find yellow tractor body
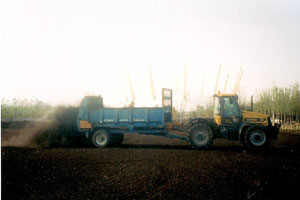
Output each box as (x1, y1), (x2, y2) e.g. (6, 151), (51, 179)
(187, 92), (280, 150)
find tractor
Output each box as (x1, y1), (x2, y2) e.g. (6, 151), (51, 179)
(186, 91), (281, 150)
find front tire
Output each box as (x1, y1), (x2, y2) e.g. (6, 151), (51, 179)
(188, 123), (214, 149)
(243, 126), (270, 150)
(92, 130), (111, 148)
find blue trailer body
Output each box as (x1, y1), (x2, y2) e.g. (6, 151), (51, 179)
(78, 106), (166, 133)
(76, 89), (185, 147)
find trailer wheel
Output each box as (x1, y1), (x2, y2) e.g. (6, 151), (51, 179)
(188, 123), (214, 149)
(92, 130), (111, 148)
(243, 126), (270, 150)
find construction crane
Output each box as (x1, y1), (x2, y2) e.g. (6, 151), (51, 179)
(126, 69), (135, 108)
(214, 64), (222, 94)
(149, 65), (156, 101)
(184, 62), (187, 101)
(201, 76), (205, 96)
(233, 67), (244, 94)
(223, 74), (229, 93)
(179, 63), (188, 123)
(121, 67), (130, 106)
(122, 82), (129, 104)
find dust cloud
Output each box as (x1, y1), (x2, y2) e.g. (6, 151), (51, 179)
(1, 106), (84, 148)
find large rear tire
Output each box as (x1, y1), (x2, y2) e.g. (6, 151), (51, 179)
(243, 125), (270, 150)
(92, 130), (112, 148)
(188, 123), (214, 149)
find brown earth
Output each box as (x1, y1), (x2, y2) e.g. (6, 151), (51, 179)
(1, 128), (300, 200)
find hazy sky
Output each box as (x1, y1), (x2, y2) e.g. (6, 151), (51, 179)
(1, 0), (300, 108)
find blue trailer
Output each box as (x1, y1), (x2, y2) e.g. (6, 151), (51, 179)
(77, 88), (186, 147)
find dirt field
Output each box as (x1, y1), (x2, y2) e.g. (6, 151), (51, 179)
(2, 128), (300, 200)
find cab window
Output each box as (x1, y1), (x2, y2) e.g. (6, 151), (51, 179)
(214, 97), (221, 115)
(223, 97), (239, 117)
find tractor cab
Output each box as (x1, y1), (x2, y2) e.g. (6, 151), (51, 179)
(213, 92), (242, 126)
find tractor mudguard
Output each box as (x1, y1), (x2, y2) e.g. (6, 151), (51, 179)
(268, 123), (281, 140)
(188, 118), (214, 127)
(238, 121), (250, 141)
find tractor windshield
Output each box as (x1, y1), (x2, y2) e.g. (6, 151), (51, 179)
(223, 97), (240, 117)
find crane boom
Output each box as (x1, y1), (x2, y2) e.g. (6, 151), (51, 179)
(149, 65), (156, 101)
(233, 68), (244, 94)
(223, 74), (229, 93)
(201, 76), (205, 96)
(126, 69), (135, 107)
(214, 64), (222, 94)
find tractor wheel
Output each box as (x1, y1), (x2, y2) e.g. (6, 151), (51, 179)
(243, 126), (270, 150)
(111, 133), (124, 146)
(188, 123), (214, 149)
(92, 130), (112, 148)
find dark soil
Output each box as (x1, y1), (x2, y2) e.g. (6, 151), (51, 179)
(2, 130), (300, 200)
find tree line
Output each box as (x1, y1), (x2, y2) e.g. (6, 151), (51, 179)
(1, 98), (52, 121)
(254, 83), (300, 123)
